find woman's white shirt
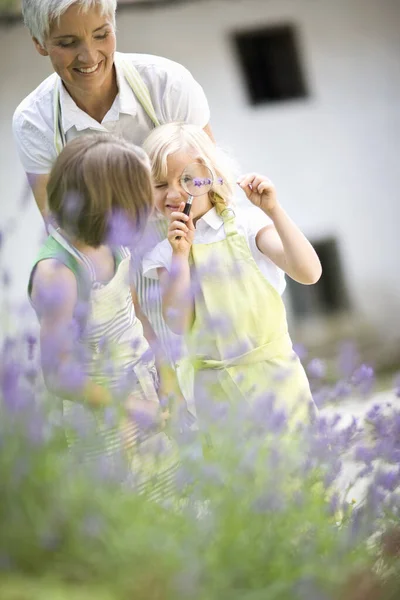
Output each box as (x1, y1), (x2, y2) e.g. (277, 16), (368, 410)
(143, 205), (286, 295)
(12, 52), (210, 174)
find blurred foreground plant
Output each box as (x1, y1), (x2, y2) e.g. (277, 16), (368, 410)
(0, 334), (400, 600)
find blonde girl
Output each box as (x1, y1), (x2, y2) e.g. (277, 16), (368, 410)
(29, 133), (178, 496)
(142, 122), (321, 426)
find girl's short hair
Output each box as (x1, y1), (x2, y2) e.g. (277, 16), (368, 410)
(47, 134), (154, 248)
(22, 0), (116, 45)
(142, 123), (235, 214)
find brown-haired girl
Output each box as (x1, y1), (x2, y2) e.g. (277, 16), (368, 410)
(28, 133), (178, 497)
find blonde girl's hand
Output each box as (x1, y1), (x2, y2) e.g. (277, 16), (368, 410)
(237, 173), (278, 215)
(167, 202), (195, 255)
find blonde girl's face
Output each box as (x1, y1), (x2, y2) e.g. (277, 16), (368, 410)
(153, 152), (213, 222)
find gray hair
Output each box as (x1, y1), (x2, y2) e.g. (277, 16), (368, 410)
(22, 0), (117, 45)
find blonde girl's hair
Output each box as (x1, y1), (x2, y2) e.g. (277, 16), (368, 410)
(142, 122), (235, 216)
(47, 133), (154, 247)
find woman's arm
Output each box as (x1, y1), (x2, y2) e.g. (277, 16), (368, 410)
(31, 260), (112, 408)
(238, 174), (322, 285)
(159, 258), (194, 336)
(26, 173), (50, 221)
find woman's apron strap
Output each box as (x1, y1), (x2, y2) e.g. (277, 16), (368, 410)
(120, 58), (161, 127)
(220, 207), (238, 238)
(53, 58), (160, 154)
(53, 78), (66, 155)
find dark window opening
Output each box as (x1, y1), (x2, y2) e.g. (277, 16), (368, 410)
(286, 237), (350, 319)
(232, 24), (309, 105)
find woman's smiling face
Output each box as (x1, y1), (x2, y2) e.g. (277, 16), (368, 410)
(34, 3), (116, 97)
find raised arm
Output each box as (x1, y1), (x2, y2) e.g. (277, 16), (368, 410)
(31, 260), (112, 408)
(159, 202), (195, 335)
(238, 173), (322, 285)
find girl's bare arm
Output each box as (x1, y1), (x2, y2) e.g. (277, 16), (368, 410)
(31, 260), (112, 408)
(238, 173), (322, 285)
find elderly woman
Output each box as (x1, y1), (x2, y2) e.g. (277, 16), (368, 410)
(13, 0), (210, 399)
(13, 0), (213, 216)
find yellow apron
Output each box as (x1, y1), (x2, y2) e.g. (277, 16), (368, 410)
(189, 209), (316, 426)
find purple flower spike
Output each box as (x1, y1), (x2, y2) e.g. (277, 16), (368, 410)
(306, 358), (326, 379)
(337, 341), (360, 378)
(333, 379), (352, 400)
(352, 363), (375, 395)
(293, 343), (308, 361)
(25, 333), (37, 360)
(193, 178), (203, 187)
(375, 469), (399, 492)
(106, 209), (141, 248)
(328, 492), (340, 516)
(354, 445), (376, 465)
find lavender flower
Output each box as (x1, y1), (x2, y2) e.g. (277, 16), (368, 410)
(306, 358), (327, 379)
(293, 343), (308, 361)
(1, 360), (32, 413)
(57, 360), (86, 394)
(374, 468), (400, 493)
(106, 209), (141, 248)
(25, 333), (37, 360)
(352, 364), (375, 395)
(337, 341), (360, 378)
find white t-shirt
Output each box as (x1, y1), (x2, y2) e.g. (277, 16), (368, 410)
(143, 205), (286, 295)
(12, 52), (210, 174)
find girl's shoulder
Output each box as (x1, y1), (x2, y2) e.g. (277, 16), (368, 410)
(28, 236), (90, 305)
(30, 257), (78, 321)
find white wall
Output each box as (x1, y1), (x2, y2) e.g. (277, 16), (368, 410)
(1, 0), (399, 334)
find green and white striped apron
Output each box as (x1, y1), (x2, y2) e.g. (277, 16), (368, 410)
(29, 229), (179, 501)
